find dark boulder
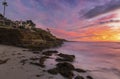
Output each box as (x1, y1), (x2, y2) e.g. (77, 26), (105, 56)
(0, 59), (9, 64)
(56, 62), (75, 78)
(86, 76), (93, 79)
(47, 68), (58, 75)
(20, 59), (28, 65)
(60, 70), (73, 79)
(58, 53), (75, 59)
(56, 62), (75, 70)
(29, 56), (49, 68)
(36, 75), (41, 77)
(39, 56), (49, 65)
(33, 51), (40, 54)
(30, 57), (39, 61)
(30, 62), (45, 68)
(56, 53), (75, 62)
(74, 68), (86, 73)
(42, 50), (58, 56)
(56, 58), (68, 62)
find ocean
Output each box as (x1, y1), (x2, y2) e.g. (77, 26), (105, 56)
(55, 42), (120, 79)
(0, 42), (120, 79)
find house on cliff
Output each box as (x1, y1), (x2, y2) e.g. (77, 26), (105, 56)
(0, 13), (15, 27)
(0, 14), (4, 25)
(0, 13), (36, 29)
(14, 20), (36, 29)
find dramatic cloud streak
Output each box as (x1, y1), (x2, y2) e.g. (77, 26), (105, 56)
(0, 0), (120, 41)
(83, 0), (120, 18)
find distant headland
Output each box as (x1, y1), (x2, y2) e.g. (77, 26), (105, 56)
(0, 13), (65, 50)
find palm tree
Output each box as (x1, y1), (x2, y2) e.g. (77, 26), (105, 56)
(2, 0), (8, 17)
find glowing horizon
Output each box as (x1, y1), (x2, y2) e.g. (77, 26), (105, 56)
(0, 0), (120, 42)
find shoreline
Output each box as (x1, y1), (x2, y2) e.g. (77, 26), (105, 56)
(0, 44), (61, 79)
(0, 27), (64, 51)
(0, 44), (93, 79)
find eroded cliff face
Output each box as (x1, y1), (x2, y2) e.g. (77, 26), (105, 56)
(0, 28), (64, 50)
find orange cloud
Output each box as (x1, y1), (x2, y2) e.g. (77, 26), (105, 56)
(50, 24), (120, 42)
(75, 26), (120, 42)
(49, 11), (120, 42)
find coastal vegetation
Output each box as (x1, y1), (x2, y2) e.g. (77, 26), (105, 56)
(0, 13), (64, 50)
(0, 12), (93, 79)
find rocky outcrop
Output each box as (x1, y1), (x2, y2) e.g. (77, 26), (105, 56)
(56, 62), (75, 78)
(42, 50), (58, 56)
(56, 53), (75, 62)
(47, 68), (58, 75)
(29, 50), (94, 79)
(0, 13), (64, 50)
(0, 28), (64, 50)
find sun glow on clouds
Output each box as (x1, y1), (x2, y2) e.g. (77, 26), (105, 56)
(74, 26), (120, 42)
(74, 9), (120, 42)
(1, 0), (120, 42)
(107, 9), (120, 41)
(108, 9), (120, 29)
(49, 9), (120, 42)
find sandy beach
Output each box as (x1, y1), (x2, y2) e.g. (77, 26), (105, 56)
(1, 42), (119, 79)
(0, 44), (93, 79)
(0, 45), (63, 79)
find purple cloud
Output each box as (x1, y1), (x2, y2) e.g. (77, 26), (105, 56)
(0, 0), (120, 41)
(83, 0), (120, 18)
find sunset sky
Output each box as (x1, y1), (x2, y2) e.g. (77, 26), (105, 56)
(0, 0), (120, 41)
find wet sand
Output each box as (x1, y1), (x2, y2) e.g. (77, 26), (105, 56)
(0, 44), (94, 79)
(0, 45), (65, 79)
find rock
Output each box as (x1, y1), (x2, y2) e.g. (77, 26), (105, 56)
(42, 50), (58, 56)
(56, 58), (67, 62)
(0, 27), (64, 50)
(17, 53), (22, 55)
(49, 50), (58, 53)
(30, 57), (39, 61)
(33, 51), (39, 54)
(48, 62), (75, 78)
(55, 58), (73, 62)
(30, 62), (45, 68)
(75, 76), (84, 79)
(74, 68), (86, 73)
(20, 59), (28, 65)
(86, 76), (93, 79)
(47, 68), (58, 75)
(30, 56), (49, 68)
(58, 53), (75, 58)
(60, 71), (73, 79)
(22, 50), (28, 51)
(39, 56), (49, 65)
(56, 53), (75, 62)
(36, 75), (41, 77)
(56, 62), (75, 78)
(56, 62), (75, 70)
(0, 59), (9, 64)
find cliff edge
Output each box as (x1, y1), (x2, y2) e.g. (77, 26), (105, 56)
(0, 27), (64, 50)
